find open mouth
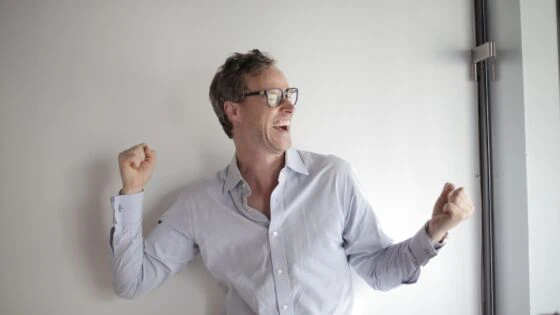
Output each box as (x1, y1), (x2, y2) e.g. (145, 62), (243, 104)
(273, 120), (291, 132)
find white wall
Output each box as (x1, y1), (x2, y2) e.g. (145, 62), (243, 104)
(0, 1), (480, 314)
(490, 0), (560, 314)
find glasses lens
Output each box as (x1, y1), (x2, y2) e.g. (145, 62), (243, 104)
(286, 88), (298, 106)
(266, 89), (282, 106)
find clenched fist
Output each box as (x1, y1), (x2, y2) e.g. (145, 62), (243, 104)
(428, 182), (475, 242)
(118, 143), (157, 195)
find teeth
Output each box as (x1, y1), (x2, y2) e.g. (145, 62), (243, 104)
(273, 120), (291, 127)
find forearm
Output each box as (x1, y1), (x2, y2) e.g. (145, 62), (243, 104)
(109, 191), (169, 299)
(109, 221), (146, 299)
(351, 224), (439, 291)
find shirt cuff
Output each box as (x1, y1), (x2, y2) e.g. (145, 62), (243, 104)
(424, 220), (448, 249)
(408, 223), (439, 267)
(110, 190), (144, 225)
(433, 238), (447, 250)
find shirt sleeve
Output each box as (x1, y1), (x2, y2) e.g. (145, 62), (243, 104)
(108, 190), (199, 299)
(341, 162), (443, 291)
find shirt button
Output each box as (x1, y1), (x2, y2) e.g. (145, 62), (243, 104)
(273, 231), (278, 237)
(283, 305), (288, 310)
(278, 269), (283, 274)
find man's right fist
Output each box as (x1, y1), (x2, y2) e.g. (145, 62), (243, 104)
(118, 143), (157, 195)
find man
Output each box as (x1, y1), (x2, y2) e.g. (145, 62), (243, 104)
(109, 49), (475, 314)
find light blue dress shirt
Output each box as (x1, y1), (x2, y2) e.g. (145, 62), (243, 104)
(108, 148), (443, 314)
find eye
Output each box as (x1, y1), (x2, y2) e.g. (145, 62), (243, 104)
(267, 89), (282, 105)
(267, 93), (280, 104)
(286, 89), (298, 104)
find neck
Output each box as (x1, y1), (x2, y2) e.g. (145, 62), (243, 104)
(235, 145), (286, 196)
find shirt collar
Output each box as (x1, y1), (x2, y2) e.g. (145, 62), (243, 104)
(285, 147), (309, 176)
(223, 155), (244, 193)
(222, 147), (309, 193)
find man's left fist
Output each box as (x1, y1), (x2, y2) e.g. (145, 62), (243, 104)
(428, 182), (475, 242)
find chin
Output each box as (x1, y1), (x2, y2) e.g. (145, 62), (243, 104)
(276, 140), (292, 152)
(265, 130), (292, 153)
(267, 140), (291, 154)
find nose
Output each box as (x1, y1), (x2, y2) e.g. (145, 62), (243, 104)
(278, 98), (295, 114)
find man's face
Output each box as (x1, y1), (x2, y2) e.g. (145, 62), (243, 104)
(234, 66), (295, 154)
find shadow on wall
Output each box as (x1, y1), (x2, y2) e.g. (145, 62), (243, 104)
(72, 156), (224, 313)
(61, 62), (231, 312)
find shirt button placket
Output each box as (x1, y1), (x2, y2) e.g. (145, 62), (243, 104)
(269, 188), (292, 314)
(269, 231), (292, 314)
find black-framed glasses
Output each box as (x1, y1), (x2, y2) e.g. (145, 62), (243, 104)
(242, 87), (298, 107)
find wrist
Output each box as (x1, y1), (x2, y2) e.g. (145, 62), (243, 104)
(120, 186), (143, 195)
(426, 220), (448, 244)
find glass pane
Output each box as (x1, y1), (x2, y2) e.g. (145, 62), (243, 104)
(267, 89), (282, 106)
(286, 88), (298, 105)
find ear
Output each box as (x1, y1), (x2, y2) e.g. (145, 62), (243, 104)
(224, 101), (241, 123)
